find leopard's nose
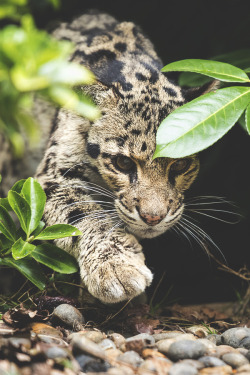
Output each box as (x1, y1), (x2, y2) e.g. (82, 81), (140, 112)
(139, 212), (165, 226)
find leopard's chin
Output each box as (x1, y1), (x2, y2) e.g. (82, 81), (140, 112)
(127, 225), (170, 239)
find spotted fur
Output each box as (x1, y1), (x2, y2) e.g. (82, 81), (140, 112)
(1, 11), (217, 303)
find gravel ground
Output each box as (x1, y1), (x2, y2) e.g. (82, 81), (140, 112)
(1, 303), (250, 374)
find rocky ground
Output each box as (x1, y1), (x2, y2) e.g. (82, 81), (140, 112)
(1, 299), (250, 375)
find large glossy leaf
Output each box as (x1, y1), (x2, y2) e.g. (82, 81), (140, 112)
(0, 233), (13, 251)
(179, 49), (250, 86)
(0, 205), (16, 241)
(154, 87), (250, 158)
(32, 243), (78, 273)
(35, 224), (82, 240)
(11, 238), (35, 260)
(162, 59), (250, 83)
(21, 178), (46, 235)
(245, 104), (250, 135)
(0, 257), (46, 290)
(8, 191), (31, 235)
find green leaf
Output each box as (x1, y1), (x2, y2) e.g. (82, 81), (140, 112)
(21, 178), (46, 235)
(245, 104), (250, 135)
(35, 224), (82, 240)
(245, 67), (250, 73)
(154, 87), (250, 158)
(8, 191), (31, 235)
(32, 243), (78, 273)
(162, 59), (250, 83)
(0, 257), (46, 290)
(238, 114), (248, 133)
(11, 237), (35, 260)
(0, 205), (16, 241)
(11, 179), (26, 193)
(0, 198), (11, 211)
(0, 233), (13, 251)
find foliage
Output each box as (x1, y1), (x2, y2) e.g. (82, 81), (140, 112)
(0, 175), (81, 290)
(154, 53), (250, 159)
(0, 0), (100, 156)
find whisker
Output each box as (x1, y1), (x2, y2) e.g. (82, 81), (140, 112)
(185, 209), (241, 225)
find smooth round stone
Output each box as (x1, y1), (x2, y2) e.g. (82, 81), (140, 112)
(199, 365), (233, 374)
(220, 327), (250, 348)
(222, 352), (249, 368)
(99, 339), (116, 350)
(117, 351), (143, 366)
(52, 304), (84, 328)
(139, 357), (172, 372)
(45, 347), (69, 359)
(179, 359), (204, 370)
(153, 331), (185, 342)
(187, 325), (209, 338)
(238, 347), (248, 356)
(199, 356), (226, 367)
(237, 363), (250, 373)
(169, 363), (198, 375)
(75, 353), (110, 373)
(167, 340), (207, 361)
(196, 339), (216, 355)
(126, 333), (155, 346)
(157, 334), (196, 354)
(215, 345), (237, 357)
(69, 330), (105, 344)
(109, 333), (126, 348)
(71, 335), (106, 359)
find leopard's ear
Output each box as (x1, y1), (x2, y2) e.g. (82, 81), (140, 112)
(183, 80), (221, 102)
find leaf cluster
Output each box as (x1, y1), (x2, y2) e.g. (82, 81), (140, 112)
(154, 52), (250, 158)
(0, 175), (81, 290)
(0, 0), (100, 156)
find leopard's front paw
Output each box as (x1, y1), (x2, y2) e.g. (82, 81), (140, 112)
(83, 256), (153, 303)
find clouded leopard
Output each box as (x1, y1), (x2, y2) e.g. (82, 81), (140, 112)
(0, 11), (218, 303)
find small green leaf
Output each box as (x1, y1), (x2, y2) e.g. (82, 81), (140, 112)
(0, 198), (11, 211)
(8, 191), (31, 235)
(11, 179), (26, 193)
(21, 178), (46, 235)
(11, 237), (35, 260)
(35, 224), (82, 240)
(32, 243), (78, 273)
(154, 87), (250, 158)
(0, 233), (13, 251)
(245, 67), (250, 73)
(162, 59), (250, 83)
(0, 205), (16, 241)
(0, 257), (46, 290)
(245, 104), (250, 135)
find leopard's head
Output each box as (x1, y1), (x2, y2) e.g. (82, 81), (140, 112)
(85, 68), (217, 239)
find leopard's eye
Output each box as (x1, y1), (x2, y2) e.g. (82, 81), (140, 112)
(114, 156), (135, 172)
(170, 159), (191, 174)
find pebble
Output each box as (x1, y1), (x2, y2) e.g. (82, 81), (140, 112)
(99, 339), (117, 350)
(237, 363), (250, 372)
(52, 304), (84, 328)
(108, 333), (126, 349)
(220, 327), (250, 349)
(206, 334), (221, 345)
(117, 350), (144, 366)
(214, 344), (237, 357)
(69, 330), (105, 344)
(199, 365), (233, 374)
(45, 346), (69, 359)
(179, 359), (204, 370)
(199, 355), (226, 367)
(126, 333), (155, 346)
(167, 339), (207, 361)
(75, 353), (110, 373)
(139, 357), (172, 373)
(153, 331), (185, 342)
(187, 325), (209, 338)
(169, 362), (198, 375)
(222, 352), (249, 368)
(156, 334), (196, 354)
(71, 335), (106, 359)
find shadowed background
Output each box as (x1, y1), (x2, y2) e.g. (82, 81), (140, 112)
(30, 0), (250, 304)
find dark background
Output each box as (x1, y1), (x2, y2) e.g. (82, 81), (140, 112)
(32, 0), (250, 304)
